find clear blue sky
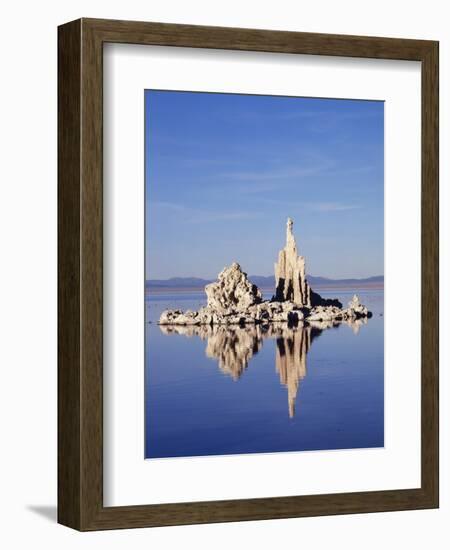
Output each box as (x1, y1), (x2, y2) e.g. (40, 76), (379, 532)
(145, 90), (384, 280)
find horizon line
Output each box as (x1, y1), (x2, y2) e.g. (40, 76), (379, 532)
(146, 274), (385, 282)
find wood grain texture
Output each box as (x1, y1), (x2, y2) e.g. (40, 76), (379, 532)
(58, 18), (439, 531)
(420, 41), (439, 505)
(57, 19), (82, 530)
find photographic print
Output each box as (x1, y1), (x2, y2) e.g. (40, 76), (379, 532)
(145, 90), (384, 460)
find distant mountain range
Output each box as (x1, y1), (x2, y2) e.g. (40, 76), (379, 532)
(146, 274), (384, 290)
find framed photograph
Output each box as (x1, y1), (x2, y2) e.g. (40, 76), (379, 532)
(58, 18), (439, 530)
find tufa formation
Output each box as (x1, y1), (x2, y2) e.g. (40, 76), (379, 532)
(159, 218), (371, 326)
(275, 217), (311, 306)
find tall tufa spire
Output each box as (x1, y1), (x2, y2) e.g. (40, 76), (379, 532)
(286, 217), (296, 251)
(274, 218), (311, 306)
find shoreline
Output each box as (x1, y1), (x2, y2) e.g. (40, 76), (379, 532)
(146, 284), (384, 295)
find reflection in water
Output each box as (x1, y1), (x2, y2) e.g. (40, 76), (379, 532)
(160, 324), (264, 380)
(159, 319), (366, 418)
(275, 325), (318, 418)
(345, 316), (368, 335)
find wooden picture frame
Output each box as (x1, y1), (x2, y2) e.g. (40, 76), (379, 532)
(58, 18), (439, 531)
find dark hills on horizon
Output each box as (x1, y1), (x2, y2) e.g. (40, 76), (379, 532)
(146, 274), (384, 290)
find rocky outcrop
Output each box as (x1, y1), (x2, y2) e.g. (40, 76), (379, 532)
(274, 218), (311, 306)
(346, 294), (371, 318)
(158, 218), (372, 327)
(307, 305), (345, 322)
(159, 296), (305, 326)
(205, 262), (262, 313)
(310, 289), (343, 309)
(306, 295), (372, 323)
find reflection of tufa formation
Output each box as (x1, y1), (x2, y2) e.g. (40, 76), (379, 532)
(160, 321), (350, 418)
(160, 324), (264, 380)
(275, 325), (318, 418)
(159, 218), (371, 326)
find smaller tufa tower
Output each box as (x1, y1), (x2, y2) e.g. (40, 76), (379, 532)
(274, 218), (312, 307)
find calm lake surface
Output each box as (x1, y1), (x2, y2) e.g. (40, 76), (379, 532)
(145, 289), (384, 459)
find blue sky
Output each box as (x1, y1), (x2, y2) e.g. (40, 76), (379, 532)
(145, 90), (384, 280)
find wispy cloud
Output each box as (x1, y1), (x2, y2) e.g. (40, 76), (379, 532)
(150, 201), (259, 223)
(220, 166), (322, 182)
(237, 196), (361, 212)
(150, 200), (187, 212)
(276, 109), (381, 123)
(225, 106), (382, 125)
(343, 165), (375, 175)
(154, 155), (243, 168)
(306, 202), (360, 212)
(189, 211), (260, 224)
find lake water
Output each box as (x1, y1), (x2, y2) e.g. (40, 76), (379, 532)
(145, 289), (384, 459)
